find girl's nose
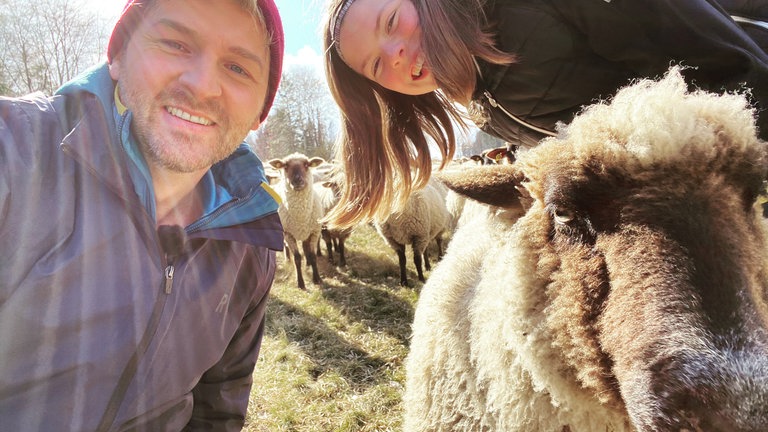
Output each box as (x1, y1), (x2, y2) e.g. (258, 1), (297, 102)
(383, 41), (405, 69)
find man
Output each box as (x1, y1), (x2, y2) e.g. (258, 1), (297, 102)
(0, 0), (285, 430)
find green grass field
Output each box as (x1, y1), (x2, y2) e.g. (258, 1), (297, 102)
(245, 223), (442, 432)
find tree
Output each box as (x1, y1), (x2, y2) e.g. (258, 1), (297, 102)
(0, 0), (109, 96)
(462, 128), (505, 158)
(254, 65), (339, 160)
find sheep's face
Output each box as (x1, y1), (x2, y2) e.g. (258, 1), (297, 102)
(268, 154), (325, 191)
(439, 70), (768, 431)
(540, 149), (768, 432)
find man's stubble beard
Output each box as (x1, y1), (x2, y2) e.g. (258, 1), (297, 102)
(123, 83), (257, 173)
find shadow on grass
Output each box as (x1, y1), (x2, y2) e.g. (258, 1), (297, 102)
(317, 271), (416, 346)
(264, 296), (392, 391)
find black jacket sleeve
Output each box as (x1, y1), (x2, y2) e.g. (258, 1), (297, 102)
(552, 0), (768, 138)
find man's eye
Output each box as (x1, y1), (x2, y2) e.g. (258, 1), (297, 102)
(229, 64), (249, 77)
(162, 40), (185, 51)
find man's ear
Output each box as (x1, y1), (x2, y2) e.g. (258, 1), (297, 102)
(108, 57), (122, 80)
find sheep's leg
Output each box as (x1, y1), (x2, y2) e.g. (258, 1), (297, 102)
(283, 243), (292, 262)
(412, 244), (425, 283)
(292, 250), (306, 289)
(337, 238), (346, 267)
(435, 234), (444, 259)
(285, 235), (305, 289)
(413, 239), (428, 281)
(302, 237), (322, 285)
(396, 244), (409, 287)
(325, 239), (335, 264)
(322, 229), (335, 265)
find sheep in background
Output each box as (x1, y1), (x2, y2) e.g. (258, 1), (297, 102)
(485, 143), (519, 164)
(315, 171), (353, 266)
(374, 182), (450, 287)
(263, 166), (281, 185)
(312, 160), (337, 184)
(268, 153), (325, 290)
(404, 69), (768, 431)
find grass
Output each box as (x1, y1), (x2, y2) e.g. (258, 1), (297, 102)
(245, 223), (444, 432)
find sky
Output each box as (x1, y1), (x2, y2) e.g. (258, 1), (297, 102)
(85, 0), (326, 69)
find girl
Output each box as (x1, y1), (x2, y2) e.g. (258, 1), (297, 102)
(323, 0), (768, 227)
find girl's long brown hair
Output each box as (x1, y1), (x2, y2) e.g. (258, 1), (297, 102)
(323, 0), (514, 229)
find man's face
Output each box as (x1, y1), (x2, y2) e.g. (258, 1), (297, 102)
(109, 0), (270, 174)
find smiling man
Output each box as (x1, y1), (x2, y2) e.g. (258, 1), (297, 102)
(0, 0), (285, 430)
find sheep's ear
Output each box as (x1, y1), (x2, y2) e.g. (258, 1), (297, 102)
(436, 165), (527, 210)
(268, 159), (284, 169)
(309, 157), (325, 168)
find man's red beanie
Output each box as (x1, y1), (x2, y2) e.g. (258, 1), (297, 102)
(107, 0), (284, 122)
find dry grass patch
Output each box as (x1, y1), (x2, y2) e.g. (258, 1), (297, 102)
(245, 224), (441, 432)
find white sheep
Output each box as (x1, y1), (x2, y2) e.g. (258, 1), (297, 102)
(314, 170), (353, 266)
(374, 181), (450, 287)
(404, 68), (768, 431)
(268, 153), (325, 289)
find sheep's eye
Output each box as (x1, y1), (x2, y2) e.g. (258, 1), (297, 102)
(553, 207), (575, 225)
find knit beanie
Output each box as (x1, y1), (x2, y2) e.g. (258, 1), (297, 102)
(107, 0), (284, 122)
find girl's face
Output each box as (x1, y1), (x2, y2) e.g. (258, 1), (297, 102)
(337, 0), (438, 95)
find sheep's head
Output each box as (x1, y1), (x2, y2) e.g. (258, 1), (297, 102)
(439, 68), (768, 431)
(268, 153), (325, 191)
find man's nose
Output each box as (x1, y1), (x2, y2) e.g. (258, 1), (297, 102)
(179, 55), (223, 98)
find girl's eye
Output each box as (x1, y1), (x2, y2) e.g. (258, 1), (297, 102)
(372, 57), (381, 78)
(386, 11), (396, 32)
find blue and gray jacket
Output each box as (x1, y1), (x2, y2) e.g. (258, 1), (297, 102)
(0, 62), (284, 431)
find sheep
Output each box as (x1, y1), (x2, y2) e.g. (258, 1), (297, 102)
(374, 181), (451, 287)
(314, 170), (353, 266)
(268, 153), (325, 289)
(403, 68), (768, 431)
(484, 142), (519, 164)
(467, 144), (518, 166)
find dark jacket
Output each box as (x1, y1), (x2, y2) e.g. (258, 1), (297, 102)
(472, 0), (768, 147)
(0, 64), (284, 431)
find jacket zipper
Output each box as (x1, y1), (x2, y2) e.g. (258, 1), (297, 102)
(730, 14), (768, 32)
(482, 90), (557, 137)
(95, 274), (170, 432)
(164, 263), (175, 294)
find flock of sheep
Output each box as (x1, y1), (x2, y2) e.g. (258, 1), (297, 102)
(265, 69), (768, 431)
(265, 150), (489, 289)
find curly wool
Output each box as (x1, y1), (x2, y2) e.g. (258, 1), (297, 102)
(403, 67), (766, 431)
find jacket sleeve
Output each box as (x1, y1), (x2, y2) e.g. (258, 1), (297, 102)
(0, 111), (12, 233)
(717, 0), (768, 21)
(184, 246), (277, 431)
(555, 0), (768, 137)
